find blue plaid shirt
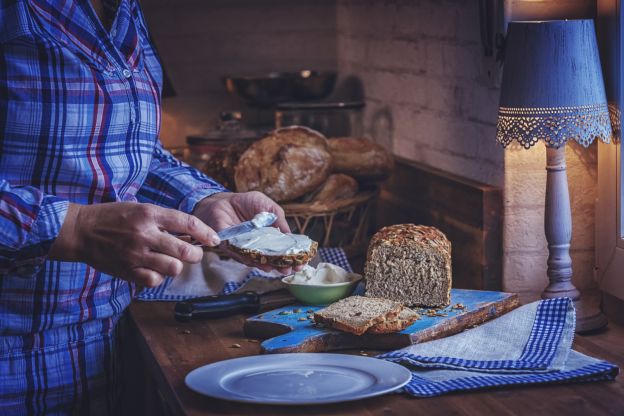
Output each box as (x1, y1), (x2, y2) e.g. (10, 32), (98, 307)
(0, 0), (225, 413)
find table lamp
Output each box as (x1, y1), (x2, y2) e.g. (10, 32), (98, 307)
(496, 19), (612, 332)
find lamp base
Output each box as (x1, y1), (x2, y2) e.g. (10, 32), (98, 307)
(574, 293), (608, 333)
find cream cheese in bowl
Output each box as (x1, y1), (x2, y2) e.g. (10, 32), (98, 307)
(228, 227), (312, 255)
(282, 263), (362, 304)
(285, 263), (361, 285)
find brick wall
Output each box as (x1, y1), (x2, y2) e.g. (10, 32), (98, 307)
(142, 0), (337, 147)
(335, 0), (504, 187)
(334, 0), (599, 298)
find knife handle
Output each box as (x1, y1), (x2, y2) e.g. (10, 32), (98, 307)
(174, 292), (260, 321)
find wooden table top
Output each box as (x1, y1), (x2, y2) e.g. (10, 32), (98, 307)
(128, 301), (624, 416)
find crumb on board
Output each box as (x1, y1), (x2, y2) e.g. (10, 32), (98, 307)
(230, 343), (242, 349)
(278, 310), (292, 316)
(298, 317), (308, 321)
(293, 308), (302, 313)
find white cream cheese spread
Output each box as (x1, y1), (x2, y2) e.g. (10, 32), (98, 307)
(228, 227), (312, 255)
(285, 263), (361, 285)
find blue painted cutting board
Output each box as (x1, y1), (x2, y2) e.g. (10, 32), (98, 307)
(244, 289), (519, 354)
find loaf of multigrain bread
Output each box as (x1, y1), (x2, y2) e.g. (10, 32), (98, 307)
(364, 224), (452, 307)
(313, 296), (403, 335)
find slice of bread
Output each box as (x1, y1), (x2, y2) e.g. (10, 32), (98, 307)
(226, 227), (318, 268)
(367, 308), (420, 334)
(226, 240), (318, 268)
(313, 296), (403, 336)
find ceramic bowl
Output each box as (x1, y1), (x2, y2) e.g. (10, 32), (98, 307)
(281, 275), (362, 305)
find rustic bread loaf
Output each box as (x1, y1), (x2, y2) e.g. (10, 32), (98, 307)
(234, 126), (332, 202)
(366, 308), (420, 334)
(226, 227), (318, 268)
(365, 224), (452, 308)
(308, 173), (358, 203)
(313, 296), (403, 336)
(328, 137), (394, 181)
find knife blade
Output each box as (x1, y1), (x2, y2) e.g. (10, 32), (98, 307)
(174, 289), (295, 321)
(183, 211), (278, 247)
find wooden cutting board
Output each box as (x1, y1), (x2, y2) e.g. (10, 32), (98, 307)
(244, 289), (519, 354)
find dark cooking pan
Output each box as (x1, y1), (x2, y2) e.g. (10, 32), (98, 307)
(223, 70), (337, 106)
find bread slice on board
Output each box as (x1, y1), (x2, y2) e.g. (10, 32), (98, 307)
(313, 296), (403, 336)
(367, 307), (420, 334)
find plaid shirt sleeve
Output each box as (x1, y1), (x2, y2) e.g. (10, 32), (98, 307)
(0, 181), (69, 274)
(136, 139), (228, 213)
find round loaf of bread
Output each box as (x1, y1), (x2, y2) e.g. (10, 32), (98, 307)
(364, 224), (452, 307)
(234, 126), (332, 202)
(328, 137), (394, 180)
(308, 173), (358, 203)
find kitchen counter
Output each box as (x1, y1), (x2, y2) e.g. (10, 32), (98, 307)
(126, 301), (624, 416)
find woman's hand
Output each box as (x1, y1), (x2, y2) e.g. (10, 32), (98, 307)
(192, 191), (301, 274)
(49, 202), (219, 287)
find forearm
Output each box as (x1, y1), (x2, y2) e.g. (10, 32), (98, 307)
(137, 141), (228, 213)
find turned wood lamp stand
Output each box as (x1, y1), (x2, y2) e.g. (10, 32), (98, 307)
(496, 20), (613, 332)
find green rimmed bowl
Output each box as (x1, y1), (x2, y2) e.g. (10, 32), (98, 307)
(281, 275), (362, 305)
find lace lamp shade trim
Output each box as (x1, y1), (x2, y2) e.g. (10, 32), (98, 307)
(496, 103), (613, 149)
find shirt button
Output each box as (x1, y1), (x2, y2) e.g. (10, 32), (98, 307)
(122, 69), (132, 79)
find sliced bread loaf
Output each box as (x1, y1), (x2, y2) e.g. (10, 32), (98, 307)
(365, 224), (452, 308)
(367, 308), (420, 334)
(313, 296), (403, 335)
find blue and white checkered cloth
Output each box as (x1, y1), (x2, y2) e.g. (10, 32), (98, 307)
(377, 298), (619, 397)
(135, 247), (352, 301)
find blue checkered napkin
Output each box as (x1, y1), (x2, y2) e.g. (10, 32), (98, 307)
(135, 247), (352, 301)
(377, 298), (619, 397)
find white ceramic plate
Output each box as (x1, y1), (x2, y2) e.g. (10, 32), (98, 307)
(185, 353), (411, 405)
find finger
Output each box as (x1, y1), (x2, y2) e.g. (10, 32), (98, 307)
(273, 215), (291, 234)
(156, 209), (220, 247)
(152, 233), (204, 264)
(143, 252), (185, 277)
(130, 267), (165, 288)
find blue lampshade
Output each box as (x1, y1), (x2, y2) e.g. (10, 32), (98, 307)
(496, 19), (612, 148)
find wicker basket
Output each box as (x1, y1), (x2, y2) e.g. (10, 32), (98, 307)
(282, 189), (378, 257)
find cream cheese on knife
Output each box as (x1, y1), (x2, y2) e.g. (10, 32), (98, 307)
(228, 227), (313, 255)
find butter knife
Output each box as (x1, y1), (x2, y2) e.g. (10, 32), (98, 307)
(183, 211), (278, 246)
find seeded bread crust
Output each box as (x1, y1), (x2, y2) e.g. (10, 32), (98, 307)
(226, 240), (318, 268)
(313, 296), (403, 336)
(365, 224), (452, 308)
(366, 308), (420, 334)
